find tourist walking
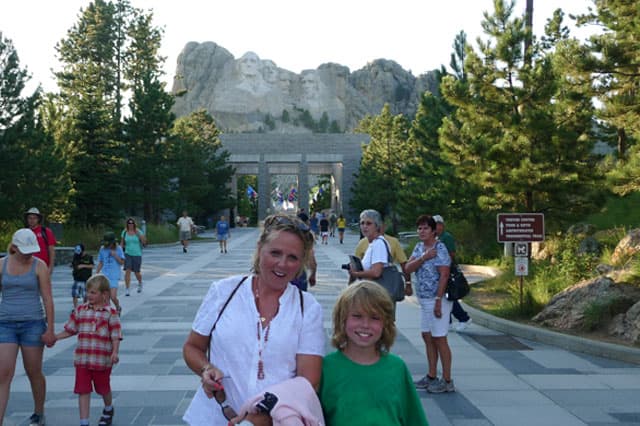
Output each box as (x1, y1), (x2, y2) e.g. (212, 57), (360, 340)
(56, 275), (122, 426)
(24, 207), (56, 276)
(96, 232), (125, 315)
(177, 211), (195, 253)
(71, 244), (94, 309)
(0, 229), (56, 426)
(215, 215), (230, 253)
(120, 218), (146, 296)
(336, 214), (346, 244)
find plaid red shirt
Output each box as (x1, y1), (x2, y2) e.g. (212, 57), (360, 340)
(64, 303), (122, 370)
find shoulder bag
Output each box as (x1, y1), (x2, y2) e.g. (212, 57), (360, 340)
(446, 262), (470, 301)
(375, 238), (405, 302)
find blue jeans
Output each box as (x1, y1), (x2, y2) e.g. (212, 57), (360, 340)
(451, 300), (470, 322)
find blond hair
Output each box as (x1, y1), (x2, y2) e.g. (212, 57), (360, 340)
(331, 281), (396, 353)
(251, 214), (314, 277)
(86, 274), (111, 293)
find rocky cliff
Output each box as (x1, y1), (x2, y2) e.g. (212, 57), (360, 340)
(171, 41), (439, 133)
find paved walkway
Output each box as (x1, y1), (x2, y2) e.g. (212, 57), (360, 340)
(4, 227), (640, 425)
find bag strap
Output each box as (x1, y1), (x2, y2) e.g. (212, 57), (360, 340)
(209, 276), (249, 335)
(378, 237), (393, 264)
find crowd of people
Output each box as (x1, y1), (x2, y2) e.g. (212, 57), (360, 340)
(1, 205), (467, 425)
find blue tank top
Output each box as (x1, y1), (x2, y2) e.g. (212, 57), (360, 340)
(0, 258), (44, 321)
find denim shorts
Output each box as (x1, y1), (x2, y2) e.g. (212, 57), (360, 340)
(0, 319), (47, 346)
(72, 280), (86, 298)
(124, 254), (142, 272)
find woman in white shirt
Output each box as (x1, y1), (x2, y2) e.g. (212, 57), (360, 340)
(348, 209), (389, 282)
(182, 214), (324, 425)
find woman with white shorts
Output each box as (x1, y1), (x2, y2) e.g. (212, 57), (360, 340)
(405, 214), (454, 393)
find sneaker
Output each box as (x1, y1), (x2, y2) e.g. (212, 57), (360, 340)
(455, 318), (472, 332)
(137, 283), (142, 293)
(427, 378), (455, 393)
(414, 375), (438, 390)
(29, 413), (45, 426)
(125, 289), (130, 296)
(183, 247), (187, 253)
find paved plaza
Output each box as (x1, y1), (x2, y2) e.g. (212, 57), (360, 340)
(4, 226), (640, 425)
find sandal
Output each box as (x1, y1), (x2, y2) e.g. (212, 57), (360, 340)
(98, 407), (114, 426)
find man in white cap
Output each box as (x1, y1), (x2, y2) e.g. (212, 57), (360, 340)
(434, 215), (472, 332)
(24, 207), (56, 275)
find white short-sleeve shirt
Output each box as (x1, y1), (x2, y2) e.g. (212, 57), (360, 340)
(183, 274), (325, 425)
(362, 236), (390, 271)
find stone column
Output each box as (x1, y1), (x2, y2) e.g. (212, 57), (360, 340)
(298, 155), (309, 212)
(258, 155), (270, 220)
(332, 162), (343, 214)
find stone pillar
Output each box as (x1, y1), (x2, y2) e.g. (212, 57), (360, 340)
(298, 155), (309, 212)
(258, 155), (270, 220)
(229, 174), (238, 226)
(332, 162), (343, 214)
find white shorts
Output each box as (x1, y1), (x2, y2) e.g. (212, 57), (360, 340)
(419, 297), (453, 337)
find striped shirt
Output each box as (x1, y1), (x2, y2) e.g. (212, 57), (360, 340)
(64, 303), (122, 370)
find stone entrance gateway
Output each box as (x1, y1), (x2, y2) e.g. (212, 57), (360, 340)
(220, 133), (368, 220)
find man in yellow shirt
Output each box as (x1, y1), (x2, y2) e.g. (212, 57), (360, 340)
(354, 225), (412, 295)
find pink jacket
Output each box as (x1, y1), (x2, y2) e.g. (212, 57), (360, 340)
(238, 377), (324, 426)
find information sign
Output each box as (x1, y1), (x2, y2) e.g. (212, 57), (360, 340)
(497, 213), (544, 243)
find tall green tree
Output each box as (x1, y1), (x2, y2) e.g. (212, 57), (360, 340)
(351, 104), (410, 233)
(123, 9), (175, 223)
(439, 0), (599, 225)
(570, 1), (640, 195)
(0, 33), (68, 222)
(55, 0), (128, 224)
(169, 110), (235, 222)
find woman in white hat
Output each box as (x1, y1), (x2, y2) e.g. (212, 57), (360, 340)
(0, 229), (56, 426)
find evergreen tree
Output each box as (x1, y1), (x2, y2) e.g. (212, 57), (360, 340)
(123, 9), (175, 223)
(55, 0), (127, 224)
(439, 0), (599, 224)
(0, 33), (69, 222)
(169, 110), (235, 221)
(571, 1), (640, 194)
(351, 104), (410, 233)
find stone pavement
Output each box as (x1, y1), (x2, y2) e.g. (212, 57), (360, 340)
(4, 227), (640, 425)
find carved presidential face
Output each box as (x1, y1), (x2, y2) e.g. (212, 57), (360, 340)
(238, 52), (260, 78)
(301, 71), (320, 95)
(261, 60), (278, 84)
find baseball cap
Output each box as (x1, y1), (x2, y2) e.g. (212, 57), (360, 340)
(12, 229), (40, 254)
(102, 231), (117, 246)
(433, 215), (445, 223)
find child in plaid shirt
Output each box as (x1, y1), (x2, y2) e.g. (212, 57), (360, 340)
(56, 274), (122, 426)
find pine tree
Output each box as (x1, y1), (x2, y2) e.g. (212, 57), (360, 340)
(351, 104), (410, 232)
(55, 0), (126, 224)
(123, 9), (175, 223)
(439, 0), (599, 224)
(169, 110), (235, 221)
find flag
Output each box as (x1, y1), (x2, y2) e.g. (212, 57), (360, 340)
(247, 185), (258, 199)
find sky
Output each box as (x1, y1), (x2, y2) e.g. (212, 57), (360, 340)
(1, 0), (593, 93)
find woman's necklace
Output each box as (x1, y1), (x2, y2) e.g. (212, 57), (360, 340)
(254, 279), (274, 380)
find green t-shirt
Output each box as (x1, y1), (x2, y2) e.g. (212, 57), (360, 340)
(439, 231), (456, 255)
(319, 351), (429, 426)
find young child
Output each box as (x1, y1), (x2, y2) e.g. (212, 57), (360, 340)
(319, 281), (429, 426)
(71, 244), (94, 309)
(95, 232), (125, 315)
(56, 274), (122, 426)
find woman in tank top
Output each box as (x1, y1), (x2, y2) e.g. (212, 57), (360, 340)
(0, 229), (56, 425)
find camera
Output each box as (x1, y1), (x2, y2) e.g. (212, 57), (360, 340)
(341, 263), (351, 270)
(256, 392), (278, 414)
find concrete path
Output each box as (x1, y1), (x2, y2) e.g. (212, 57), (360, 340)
(4, 227), (640, 425)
